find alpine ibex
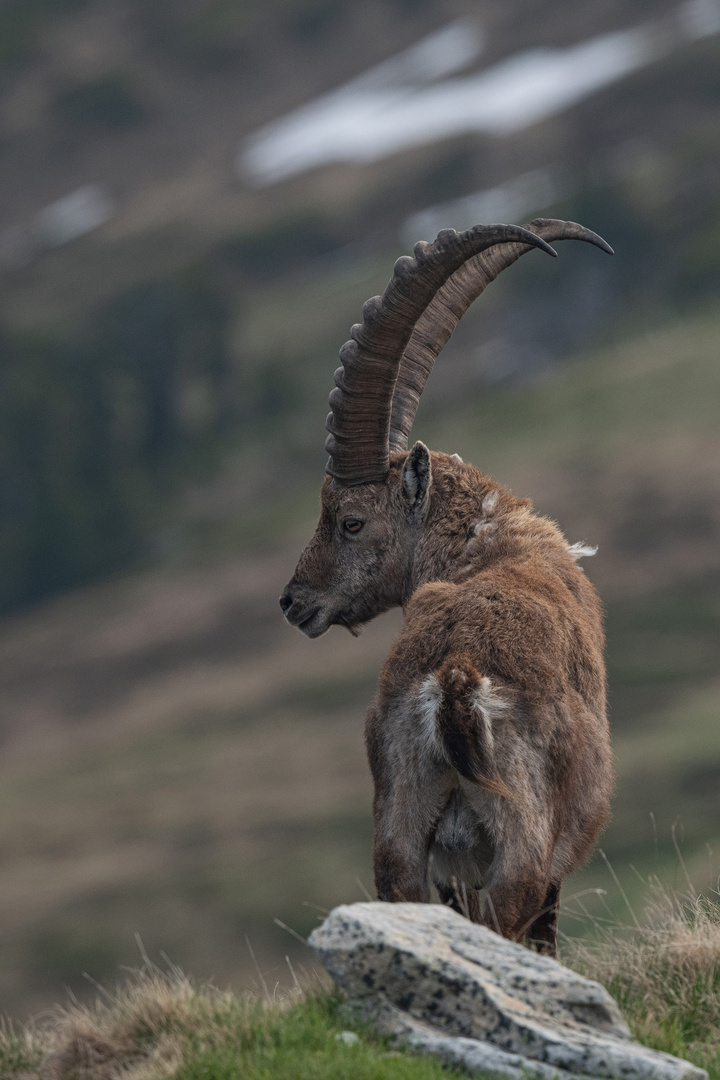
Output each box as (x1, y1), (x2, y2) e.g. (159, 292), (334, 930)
(280, 219), (614, 954)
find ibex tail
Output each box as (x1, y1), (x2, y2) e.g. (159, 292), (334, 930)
(434, 656), (513, 798)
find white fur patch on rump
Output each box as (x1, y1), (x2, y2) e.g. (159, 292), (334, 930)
(470, 676), (509, 751)
(416, 671), (510, 764)
(416, 675), (445, 759)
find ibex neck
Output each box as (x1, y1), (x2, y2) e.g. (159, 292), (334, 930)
(404, 465), (568, 600)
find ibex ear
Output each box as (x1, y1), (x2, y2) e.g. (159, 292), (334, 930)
(402, 441), (431, 508)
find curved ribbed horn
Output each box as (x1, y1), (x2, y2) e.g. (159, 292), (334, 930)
(388, 218), (613, 454)
(325, 224), (557, 487)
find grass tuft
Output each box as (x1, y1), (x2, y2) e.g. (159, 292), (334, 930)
(4, 879), (720, 1078)
(0, 1018), (45, 1076)
(566, 880), (720, 1077)
(0, 965), (462, 1080)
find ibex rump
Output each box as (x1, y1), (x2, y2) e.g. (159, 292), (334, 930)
(280, 219), (614, 954)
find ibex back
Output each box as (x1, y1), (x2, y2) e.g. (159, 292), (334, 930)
(280, 219), (614, 954)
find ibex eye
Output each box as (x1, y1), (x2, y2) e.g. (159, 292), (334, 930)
(344, 518), (364, 534)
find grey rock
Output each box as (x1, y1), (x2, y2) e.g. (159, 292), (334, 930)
(335, 1030), (360, 1045)
(309, 902), (707, 1080)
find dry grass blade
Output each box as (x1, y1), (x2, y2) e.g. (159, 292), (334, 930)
(597, 848), (641, 929)
(273, 917), (310, 947)
(245, 935), (270, 1002)
(356, 877), (374, 901)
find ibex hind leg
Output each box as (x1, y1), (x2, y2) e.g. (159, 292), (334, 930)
(525, 881), (560, 957)
(372, 781), (449, 904)
(368, 697), (456, 905)
(483, 872), (550, 944)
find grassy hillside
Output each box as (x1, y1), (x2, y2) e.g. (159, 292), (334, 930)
(0, 975), (464, 1080)
(0, 0), (719, 1026)
(0, 303), (718, 1017)
(2, 883), (719, 1079)
(1, 0), (720, 612)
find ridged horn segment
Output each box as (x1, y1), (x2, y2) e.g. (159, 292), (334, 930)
(388, 218), (613, 454)
(325, 223), (557, 487)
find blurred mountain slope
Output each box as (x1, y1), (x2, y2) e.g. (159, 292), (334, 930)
(1, 305), (719, 1016)
(0, 0), (719, 1021)
(1, 0), (719, 610)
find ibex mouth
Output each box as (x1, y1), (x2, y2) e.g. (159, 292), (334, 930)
(297, 608), (321, 630)
(289, 607), (331, 638)
(281, 591), (317, 624)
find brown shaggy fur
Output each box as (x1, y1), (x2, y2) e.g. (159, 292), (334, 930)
(282, 447), (613, 955)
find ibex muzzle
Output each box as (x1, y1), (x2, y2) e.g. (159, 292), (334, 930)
(282, 219), (614, 954)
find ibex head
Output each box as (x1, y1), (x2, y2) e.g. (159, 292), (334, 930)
(281, 219), (613, 637)
(280, 444), (432, 637)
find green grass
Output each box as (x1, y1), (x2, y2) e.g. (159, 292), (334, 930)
(1, 301), (719, 1020)
(569, 884), (720, 1078)
(174, 993), (463, 1080)
(4, 881), (720, 1079)
(0, 973), (464, 1080)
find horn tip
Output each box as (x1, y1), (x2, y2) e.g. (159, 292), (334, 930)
(533, 235), (561, 258)
(529, 217), (614, 255)
(518, 225), (557, 257)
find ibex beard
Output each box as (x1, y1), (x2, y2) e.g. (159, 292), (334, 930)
(281, 219), (614, 955)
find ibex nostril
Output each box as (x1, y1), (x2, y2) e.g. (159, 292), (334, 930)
(279, 592), (293, 614)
